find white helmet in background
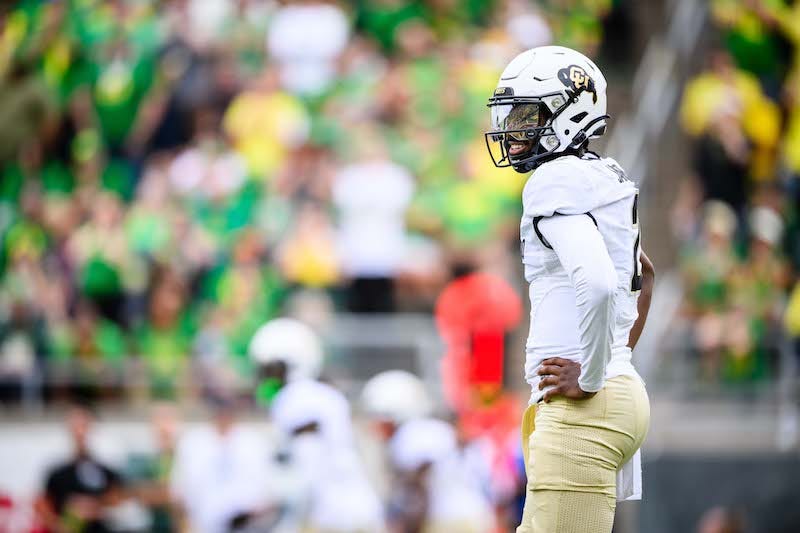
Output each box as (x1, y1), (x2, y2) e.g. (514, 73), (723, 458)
(485, 45), (608, 173)
(249, 318), (323, 381)
(361, 370), (433, 424)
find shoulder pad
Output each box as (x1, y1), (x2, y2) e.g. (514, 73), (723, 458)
(522, 156), (636, 217)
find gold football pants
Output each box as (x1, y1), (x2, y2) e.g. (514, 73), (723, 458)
(516, 374), (650, 533)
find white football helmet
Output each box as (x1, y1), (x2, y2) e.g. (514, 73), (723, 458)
(249, 318), (323, 382)
(360, 370), (433, 424)
(485, 46), (608, 173)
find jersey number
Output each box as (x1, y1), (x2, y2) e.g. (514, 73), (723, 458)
(631, 193), (642, 292)
(607, 161), (641, 291)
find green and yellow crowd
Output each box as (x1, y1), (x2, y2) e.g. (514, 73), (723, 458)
(676, 0), (800, 385)
(0, 0), (627, 402)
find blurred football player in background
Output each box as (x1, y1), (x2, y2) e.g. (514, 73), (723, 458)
(169, 394), (268, 533)
(249, 317), (384, 533)
(486, 46), (656, 533)
(362, 370), (495, 533)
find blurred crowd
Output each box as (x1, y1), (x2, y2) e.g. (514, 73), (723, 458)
(0, 0), (634, 402)
(674, 0), (800, 386)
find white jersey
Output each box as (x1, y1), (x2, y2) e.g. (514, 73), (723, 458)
(389, 418), (494, 530)
(170, 426), (270, 533)
(520, 154), (642, 404)
(270, 380), (385, 531)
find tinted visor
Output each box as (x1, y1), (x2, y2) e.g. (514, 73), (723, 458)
(505, 103), (545, 140)
(490, 103), (548, 139)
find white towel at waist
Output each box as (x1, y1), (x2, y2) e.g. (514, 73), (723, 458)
(616, 448), (642, 501)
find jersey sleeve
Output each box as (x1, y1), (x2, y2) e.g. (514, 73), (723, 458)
(522, 159), (599, 218)
(538, 214), (617, 392)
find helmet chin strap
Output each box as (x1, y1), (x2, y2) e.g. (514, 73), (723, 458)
(512, 147), (581, 173)
(568, 115), (610, 149)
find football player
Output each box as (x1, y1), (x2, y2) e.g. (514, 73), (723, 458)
(249, 318), (385, 533)
(361, 370), (495, 533)
(485, 46), (655, 533)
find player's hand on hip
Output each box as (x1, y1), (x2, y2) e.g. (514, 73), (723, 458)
(537, 358), (597, 402)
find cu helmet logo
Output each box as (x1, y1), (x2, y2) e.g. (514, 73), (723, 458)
(557, 65), (598, 103)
